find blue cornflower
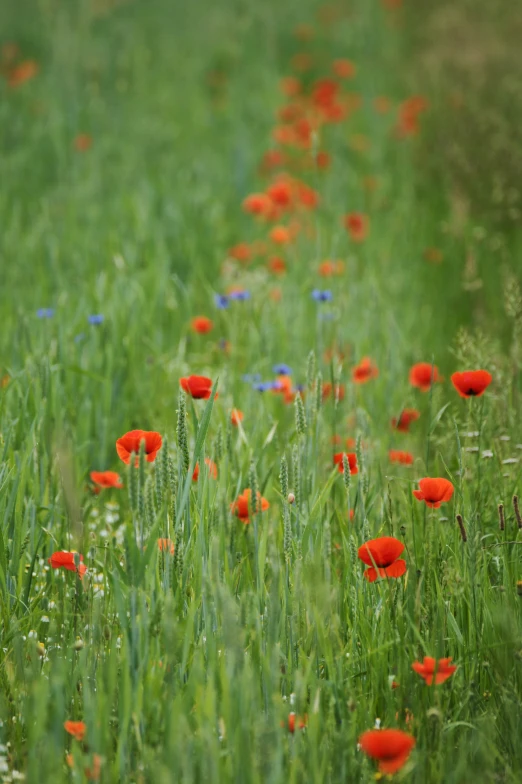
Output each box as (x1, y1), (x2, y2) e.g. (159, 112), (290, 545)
(253, 381), (279, 392)
(272, 363), (292, 376)
(242, 373), (261, 383)
(36, 308), (55, 319)
(228, 289), (251, 301)
(88, 314), (104, 325)
(311, 289), (333, 302)
(214, 294), (229, 309)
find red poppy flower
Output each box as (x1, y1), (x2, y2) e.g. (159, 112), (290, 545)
(279, 76), (301, 97)
(413, 477), (454, 508)
(344, 212), (369, 242)
(333, 452), (358, 475)
(296, 182), (319, 209)
(180, 375), (214, 399)
(389, 450), (414, 465)
(157, 538), (175, 555)
(332, 58), (356, 79)
(322, 382), (345, 402)
(315, 150), (331, 169)
(268, 256), (287, 275)
(85, 754), (102, 781)
(270, 225), (292, 244)
(64, 721), (86, 741)
(116, 430), (163, 465)
(311, 78), (339, 106)
(231, 489), (269, 524)
(359, 729), (415, 774)
(242, 192), (273, 217)
(8, 59), (39, 87)
(391, 408), (420, 432)
(260, 149), (286, 173)
(396, 95), (428, 137)
(191, 316), (214, 334)
(357, 537), (406, 582)
(90, 471), (123, 490)
(192, 457), (218, 482)
(352, 357), (379, 384)
(231, 408), (244, 426)
(48, 551), (87, 578)
(412, 656), (457, 685)
(318, 260), (344, 277)
(73, 134), (92, 152)
(409, 362), (441, 392)
(451, 370), (492, 398)
(288, 712), (308, 733)
(228, 243), (251, 263)
(266, 178), (293, 208)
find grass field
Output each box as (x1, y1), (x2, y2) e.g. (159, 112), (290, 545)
(1, 0), (522, 781)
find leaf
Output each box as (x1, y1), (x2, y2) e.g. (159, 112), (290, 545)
(309, 467), (338, 520)
(446, 609), (465, 645)
(429, 402), (451, 434)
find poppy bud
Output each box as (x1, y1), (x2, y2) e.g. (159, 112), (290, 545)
(74, 638), (84, 651)
(288, 492), (295, 504)
(517, 581), (522, 597)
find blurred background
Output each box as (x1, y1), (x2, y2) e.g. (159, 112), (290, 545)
(1, 0), (521, 348)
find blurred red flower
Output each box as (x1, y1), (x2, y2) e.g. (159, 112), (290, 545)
(359, 728), (415, 774)
(389, 450), (414, 465)
(192, 457), (218, 482)
(90, 471), (123, 490)
(333, 452), (358, 475)
(48, 551), (87, 578)
(344, 212), (369, 242)
(231, 489), (269, 523)
(352, 357), (378, 384)
(191, 316), (214, 334)
(157, 538), (175, 555)
(64, 721), (86, 741)
(391, 408), (420, 432)
(332, 58), (356, 79)
(116, 430), (162, 464)
(409, 362), (441, 392)
(412, 656), (457, 685)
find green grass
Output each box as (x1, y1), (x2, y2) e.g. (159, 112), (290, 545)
(0, 0), (521, 781)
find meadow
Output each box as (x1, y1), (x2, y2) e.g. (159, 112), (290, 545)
(1, 0), (522, 781)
